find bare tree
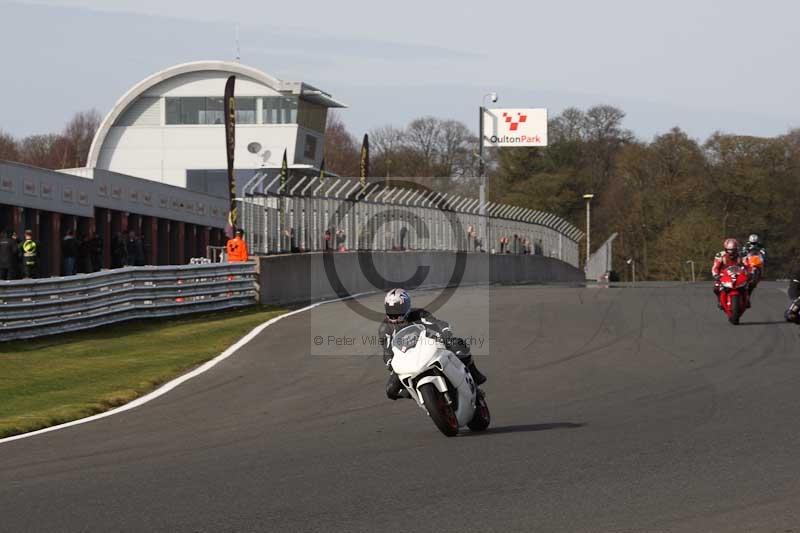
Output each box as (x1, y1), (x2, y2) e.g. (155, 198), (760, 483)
(62, 109), (102, 168)
(18, 134), (69, 169)
(0, 130), (18, 161)
(324, 112), (360, 177)
(434, 119), (477, 177)
(405, 117), (442, 175)
(549, 107), (586, 143)
(369, 125), (405, 178)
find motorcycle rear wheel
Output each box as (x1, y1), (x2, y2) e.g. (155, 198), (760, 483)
(467, 390), (491, 431)
(419, 383), (459, 437)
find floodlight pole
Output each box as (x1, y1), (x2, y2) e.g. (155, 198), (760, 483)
(478, 94), (496, 249)
(583, 193), (594, 266)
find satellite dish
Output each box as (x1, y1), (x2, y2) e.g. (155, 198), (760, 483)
(260, 150), (272, 166)
(247, 142), (262, 154)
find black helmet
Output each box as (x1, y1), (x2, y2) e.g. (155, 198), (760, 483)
(384, 288), (411, 324)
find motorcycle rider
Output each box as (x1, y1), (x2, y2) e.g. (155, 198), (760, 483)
(379, 288), (487, 400)
(743, 234), (766, 258)
(742, 234), (766, 296)
(785, 270), (800, 323)
(712, 238), (753, 306)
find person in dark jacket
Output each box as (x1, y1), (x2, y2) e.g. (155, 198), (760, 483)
(89, 233), (103, 271)
(111, 233), (127, 268)
(78, 234), (94, 273)
(62, 229), (79, 276)
(0, 230), (19, 280)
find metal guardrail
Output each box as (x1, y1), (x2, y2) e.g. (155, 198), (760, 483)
(240, 173), (584, 267)
(0, 262), (258, 342)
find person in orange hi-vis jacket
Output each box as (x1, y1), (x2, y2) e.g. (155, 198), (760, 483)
(226, 229), (249, 262)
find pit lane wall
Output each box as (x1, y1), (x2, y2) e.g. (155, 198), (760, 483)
(257, 251), (584, 306)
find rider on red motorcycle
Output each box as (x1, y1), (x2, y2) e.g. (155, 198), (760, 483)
(712, 238), (754, 305)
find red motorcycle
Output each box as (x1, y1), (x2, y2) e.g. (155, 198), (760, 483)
(717, 264), (751, 325)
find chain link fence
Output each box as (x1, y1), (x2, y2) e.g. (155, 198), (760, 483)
(240, 173), (583, 267)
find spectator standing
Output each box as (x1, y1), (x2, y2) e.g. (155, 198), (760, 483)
(20, 229), (38, 279)
(226, 229), (249, 262)
(336, 229), (346, 252)
(62, 230), (79, 275)
(285, 227), (299, 253)
(89, 233), (103, 271)
(111, 232), (127, 268)
(0, 230), (18, 280)
(125, 231), (139, 267)
(10, 231), (21, 278)
(78, 234), (93, 273)
(324, 229), (332, 252)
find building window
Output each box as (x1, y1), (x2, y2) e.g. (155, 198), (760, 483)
(262, 96), (298, 124)
(204, 97), (224, 124)
(165, 97), (258, 125)
(298, 100), (327, 133)
(304, 134), (318, 160)
(236, 97), (256, 124)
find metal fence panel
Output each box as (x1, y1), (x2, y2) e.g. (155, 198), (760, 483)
(240, 178), (585, 267)
(0, 262), (258, 342)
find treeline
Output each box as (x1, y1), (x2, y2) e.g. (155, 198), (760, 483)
(492, 105), (800, 280)
(327, 107), (800, 280)
(0, 110), (101, 169)
(324, 112), (480, 196)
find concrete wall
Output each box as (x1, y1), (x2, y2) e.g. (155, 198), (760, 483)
(257, 251), (585, 306)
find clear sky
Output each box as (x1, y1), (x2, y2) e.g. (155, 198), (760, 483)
(2, 0), (799, 142)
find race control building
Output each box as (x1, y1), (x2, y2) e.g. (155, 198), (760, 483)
(0, 61), (345, 276)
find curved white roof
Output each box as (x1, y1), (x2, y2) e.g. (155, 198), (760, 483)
(87, 60), (344, 169)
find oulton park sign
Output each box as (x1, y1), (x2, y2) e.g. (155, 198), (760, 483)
(482, 108), (548, 147)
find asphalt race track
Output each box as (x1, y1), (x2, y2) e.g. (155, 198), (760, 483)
(2, 283), (800, 532)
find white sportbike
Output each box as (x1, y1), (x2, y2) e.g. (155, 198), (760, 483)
(389, 324), (490, 436)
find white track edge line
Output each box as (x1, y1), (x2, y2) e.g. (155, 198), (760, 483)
(0, 292), (376, 446)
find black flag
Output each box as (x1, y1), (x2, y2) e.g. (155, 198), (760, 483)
(280, 148), (288, 191)
(223, 75), (237, 236)
(359, 133), (369, 186)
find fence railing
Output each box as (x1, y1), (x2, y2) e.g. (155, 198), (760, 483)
(0, 262), (258, 342)
(240, 174), (584, 267)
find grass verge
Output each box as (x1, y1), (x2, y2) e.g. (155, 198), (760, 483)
(0, 306), (286, 439)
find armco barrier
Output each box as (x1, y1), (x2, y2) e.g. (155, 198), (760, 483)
(257, 251), (585, 306)
(0, 262), (258, 342)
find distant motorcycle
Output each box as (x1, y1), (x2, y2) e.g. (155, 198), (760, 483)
(785, 297), (800, 324)
(389, 324), (490, 436)
(717, 264), (751, 325)
(744, 249), (765, 294)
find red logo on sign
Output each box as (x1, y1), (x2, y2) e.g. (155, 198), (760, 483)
(502, 112), (527, 131)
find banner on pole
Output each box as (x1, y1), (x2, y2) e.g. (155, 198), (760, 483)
(223, 76), (237, 235)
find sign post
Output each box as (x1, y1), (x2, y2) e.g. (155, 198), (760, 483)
(479, 107), (548, 252)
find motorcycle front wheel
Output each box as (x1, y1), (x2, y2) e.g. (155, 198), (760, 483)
(729, 294), (741, 325)
(419, 383), (459, 437)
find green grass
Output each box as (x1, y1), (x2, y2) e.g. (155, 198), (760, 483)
(0, 306), (286, 439)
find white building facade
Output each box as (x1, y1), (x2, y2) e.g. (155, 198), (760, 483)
(84, 61), (345, 194)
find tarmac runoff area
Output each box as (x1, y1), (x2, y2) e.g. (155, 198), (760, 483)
(1, 282), (800, 532)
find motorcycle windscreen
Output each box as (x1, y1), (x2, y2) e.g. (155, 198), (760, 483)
(391, 324), (440, 376)
(391, 324), (425, 353)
